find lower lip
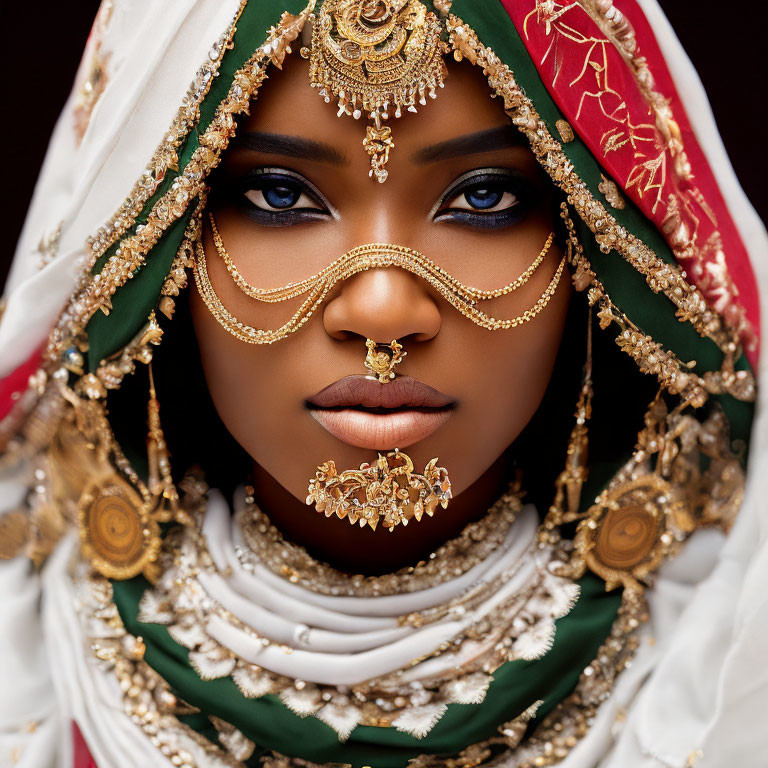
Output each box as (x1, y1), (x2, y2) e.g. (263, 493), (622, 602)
(309, 408), (451, 450)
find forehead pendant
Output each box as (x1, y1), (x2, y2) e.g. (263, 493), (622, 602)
(307, 0), (448, 182)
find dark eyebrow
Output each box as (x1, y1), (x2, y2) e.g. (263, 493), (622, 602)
(233, 131), (348, 165)
(412, 125), (525, 164)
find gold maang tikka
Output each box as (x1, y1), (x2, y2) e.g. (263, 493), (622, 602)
(364, 338), (406, 382)
(306, 0), (448, 182)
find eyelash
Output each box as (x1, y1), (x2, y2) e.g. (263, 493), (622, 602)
(433, 169), (538, 230)
(233, 167), (537, 230)
(233, 168), (331, 227)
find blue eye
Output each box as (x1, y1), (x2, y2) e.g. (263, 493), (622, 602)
(434, 169), (539, 230)
(232, 168), (331, 226)
(263, 183), (301, 209)
(464, 187), (503, 210)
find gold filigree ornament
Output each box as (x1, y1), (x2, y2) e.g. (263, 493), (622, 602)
(308, 0), (448, 182)
(78, 474), (162, 581)
(574, 473), (692, 592)
(306, 448), (451, 531)
(364, 338), (406, 382)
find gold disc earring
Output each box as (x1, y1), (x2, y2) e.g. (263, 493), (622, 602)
(364, 339), (407, 383)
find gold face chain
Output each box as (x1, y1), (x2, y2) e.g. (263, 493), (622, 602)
(209, 212), (553, 303)
(194, 213), (563, 344)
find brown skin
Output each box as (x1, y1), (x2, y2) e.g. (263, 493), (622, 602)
(190, 55), (570, 574)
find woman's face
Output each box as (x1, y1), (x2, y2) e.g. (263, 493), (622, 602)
(190, 54), (570, 560)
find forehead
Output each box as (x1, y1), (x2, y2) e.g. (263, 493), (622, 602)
(240, 55), (512, 160)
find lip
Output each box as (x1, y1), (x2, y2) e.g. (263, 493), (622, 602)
(307, 375), (456, 450)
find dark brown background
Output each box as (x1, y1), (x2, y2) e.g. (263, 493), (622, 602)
(2, 2), (766, 290)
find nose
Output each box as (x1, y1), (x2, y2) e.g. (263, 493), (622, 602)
(323, 265), (441, 343)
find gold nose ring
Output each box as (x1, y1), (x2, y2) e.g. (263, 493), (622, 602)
(364, 339), (407, 383)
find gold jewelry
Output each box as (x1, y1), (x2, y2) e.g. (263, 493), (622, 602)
(574, 473), (683, 593)
(78, 473), (162, 581)
(146, 357), (180, 521)
(308, 0), (447, 182)
(544, 307), (593, 532)
(241, 481), (522, 597)
(210, 212), (553, 304)
(568, 394), (698, 592)
(364, 338), (406, 382)
(306, 448), (451, 531)
(195, 213), (561, 344)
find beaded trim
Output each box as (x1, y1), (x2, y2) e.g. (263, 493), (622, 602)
(238, 484), (523, 597)
(44, 4), (314, 365)
(137, 492), (579, 740)
(80, 561), (644, 768)
(81, 572), (246, 768)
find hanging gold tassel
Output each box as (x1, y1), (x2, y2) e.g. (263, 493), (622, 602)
(544, 307), (594, 534)
(146, 355), (179, 523)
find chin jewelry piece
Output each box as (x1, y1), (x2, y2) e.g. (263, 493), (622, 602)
(196, 212), (561, 344)
(306, 0), (448, 182)
(364, 338), (406, 382)
(306, 449), (452, 531)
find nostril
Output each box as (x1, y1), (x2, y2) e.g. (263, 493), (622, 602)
(322, 266), (442, 343)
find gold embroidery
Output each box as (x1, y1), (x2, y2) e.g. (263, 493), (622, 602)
(598, 172), (625, 209)
(73, 0), (114, 144)
(525, 0), (756, 352)
(44, 0), (288, 364)
(240, 482), (522, 597)
(447, 14), (755, 405)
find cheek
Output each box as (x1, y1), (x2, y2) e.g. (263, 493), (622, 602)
(439, 269), (570, 483)
(188, 287), (302, 457)
(189, 285), (350, 500)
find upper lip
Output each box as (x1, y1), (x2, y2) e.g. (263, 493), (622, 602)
(306, 375), (455, 410)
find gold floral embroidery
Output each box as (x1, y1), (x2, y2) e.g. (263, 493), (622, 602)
(44, 0), (254, 363)
(73, 0), (114, 144)
(598, 172), (625, 210)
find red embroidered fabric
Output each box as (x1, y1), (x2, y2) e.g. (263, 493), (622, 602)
(501, 0), (760, 365)
(0, 346), (41, 421)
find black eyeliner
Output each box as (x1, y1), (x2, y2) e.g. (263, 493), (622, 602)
(432, 167), (540, 230)
(222, 167), (335, 226)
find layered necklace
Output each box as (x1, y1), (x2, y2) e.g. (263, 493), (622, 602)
(78, 479), (646, 768)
